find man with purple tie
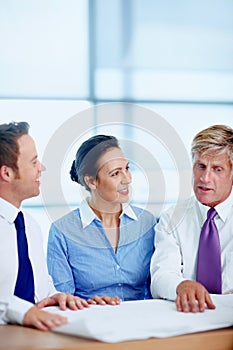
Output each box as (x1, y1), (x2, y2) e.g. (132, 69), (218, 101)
(0, 121), (90, 331)
(150, 124), (233, 313)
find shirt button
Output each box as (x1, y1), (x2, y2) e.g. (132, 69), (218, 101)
(116, 265), (121, 270)
(118, 283), (122, 286)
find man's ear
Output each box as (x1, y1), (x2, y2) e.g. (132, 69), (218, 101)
(84, 175), (97, 190)
(0, 165), (14, 182)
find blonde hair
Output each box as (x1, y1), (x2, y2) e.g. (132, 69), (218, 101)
(191, 125), (233, 168)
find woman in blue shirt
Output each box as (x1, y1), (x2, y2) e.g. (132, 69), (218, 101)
(47, 135), (156, 304)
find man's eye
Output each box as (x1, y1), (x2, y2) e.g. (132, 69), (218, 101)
(196, 164), (205, 169)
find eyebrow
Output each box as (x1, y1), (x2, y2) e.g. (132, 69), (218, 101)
(108, 162), (129, 175)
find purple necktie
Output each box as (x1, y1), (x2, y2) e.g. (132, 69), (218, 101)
(196, 207), (222, 294)
(14, 211), (35, 303)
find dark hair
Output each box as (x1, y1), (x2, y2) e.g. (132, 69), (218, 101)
(0, 121), (30, 174)
(70, 135), (119, 191)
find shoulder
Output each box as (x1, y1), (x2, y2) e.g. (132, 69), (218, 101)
(129, 205), (157, 236)
(50, 209), (81, 233)
(157, 196), (198, 233)
(130, 204), (156, 222)
(160, 196), (196, 217)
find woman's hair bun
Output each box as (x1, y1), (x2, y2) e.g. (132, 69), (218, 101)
(70, 160), (79, 183)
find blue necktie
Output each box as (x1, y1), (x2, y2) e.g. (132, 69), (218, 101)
(196, 208), (222, 294)
(14, 211), (35, 303)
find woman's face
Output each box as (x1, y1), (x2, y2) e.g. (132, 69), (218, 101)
(92, 147), (132, 204)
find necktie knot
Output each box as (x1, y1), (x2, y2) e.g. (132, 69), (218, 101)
(207, 207), (217, 221)
(14, 211), (25, 230)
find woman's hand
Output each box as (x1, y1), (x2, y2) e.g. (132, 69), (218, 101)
(87, 295), (121, 305)
(36, 293), (89, 311)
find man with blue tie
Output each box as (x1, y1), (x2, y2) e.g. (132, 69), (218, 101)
(0, 121), (90, 330)
(150, 124), (233, 313)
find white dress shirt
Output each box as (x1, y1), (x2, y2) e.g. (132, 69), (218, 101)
(0, 198), (57, 325)
(150, 190), (233, 301)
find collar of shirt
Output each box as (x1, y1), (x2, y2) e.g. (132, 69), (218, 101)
(197, 188), (233, 223)
(0, 197), (20, 224)
(80, 198), (138, 228)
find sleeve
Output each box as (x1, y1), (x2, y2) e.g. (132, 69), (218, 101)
(150, 211), (185, 301)
(0, 296), (33, 325)
(47, 224), (76, 295)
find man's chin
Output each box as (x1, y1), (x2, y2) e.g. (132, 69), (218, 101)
(29, 191), (40, 199)
(195, 194), (212, 207)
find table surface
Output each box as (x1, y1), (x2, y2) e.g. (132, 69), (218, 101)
(0, 325), (233, 350)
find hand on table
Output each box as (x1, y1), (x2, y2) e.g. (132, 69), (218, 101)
(23, 306), (68, 331)
(26, 293), (89, 331)
(176, 280), (216, 313)
(26, 293), (119, 330)
(87, 295), (121, 306)
(36, 293), (89, 311)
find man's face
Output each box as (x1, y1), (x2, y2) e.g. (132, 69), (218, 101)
(12, 134), (45, 206)
(193, 150), (233, 207)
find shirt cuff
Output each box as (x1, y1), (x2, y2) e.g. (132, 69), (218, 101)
(0, 296), (34, 325)
(151, 275), (185, 301)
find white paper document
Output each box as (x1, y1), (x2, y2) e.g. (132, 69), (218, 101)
(47, 294), (233, 343)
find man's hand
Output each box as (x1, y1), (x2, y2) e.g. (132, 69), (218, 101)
(23, 306), (68, 331)
(176, 280), (216, 312)
(36, 293), (89, 311)
(87, 295), (121, 305)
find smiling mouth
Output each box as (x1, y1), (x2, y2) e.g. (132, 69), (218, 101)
(119, 188), (129, 195)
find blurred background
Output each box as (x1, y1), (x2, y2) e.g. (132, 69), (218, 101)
(0, 0), (233, 245)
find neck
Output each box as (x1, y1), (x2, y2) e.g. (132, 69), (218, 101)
(0, 191), (21, 209)
(88, 199), (122, 224)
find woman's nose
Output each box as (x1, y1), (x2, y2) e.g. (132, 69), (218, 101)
(122, 170), (132, 184)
